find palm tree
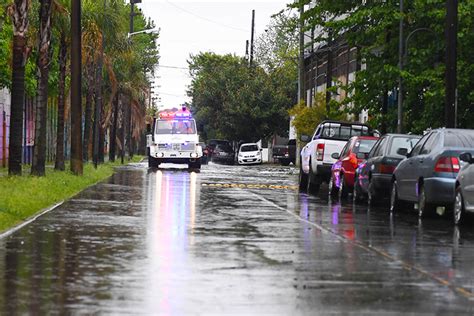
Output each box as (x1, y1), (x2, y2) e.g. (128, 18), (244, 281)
(53, 1), (70, 171)
(31, 0), (53, 176)
(7, 0), (30, 176)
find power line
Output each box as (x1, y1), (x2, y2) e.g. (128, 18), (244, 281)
(158, 65), (188, 70)
(165, 0), (248, 33)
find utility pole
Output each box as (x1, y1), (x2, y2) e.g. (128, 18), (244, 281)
(250, 10), (255, 67)
(397, 0), (404, 133)
(125, 0), (142, 162)
(298, 4), (304, 103)
(70, 0), (83, 175)
(325, 28), (333, 115)
(245, 40), (249, 61)
(445, 0), (457, 128)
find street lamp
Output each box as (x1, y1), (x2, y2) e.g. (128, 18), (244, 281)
(127, 27), (159, 38)
(398, 26), (438, 133)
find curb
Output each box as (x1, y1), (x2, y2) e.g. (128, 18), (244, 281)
(0, 202), (65, 240)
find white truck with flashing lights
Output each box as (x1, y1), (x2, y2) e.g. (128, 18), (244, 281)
(146, 108), (202, 169)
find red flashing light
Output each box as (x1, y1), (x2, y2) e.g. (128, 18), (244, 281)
(158, 110), (192, 119)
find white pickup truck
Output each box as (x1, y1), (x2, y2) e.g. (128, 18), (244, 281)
(147, 108), (202, 169)
(299, 120), (376, 193)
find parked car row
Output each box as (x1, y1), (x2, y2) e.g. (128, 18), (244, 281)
(200, 139), (263, 165)
(299, 120), (474, 225)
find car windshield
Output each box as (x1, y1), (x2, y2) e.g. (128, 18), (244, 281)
(321, 124), (371, 140)
(217, 144), (233, 152)
(155, 119), (196, 135)
(241, 145), (258, 152)
(353, 139), (377, 154)
(444, 131), (474, 147)
(389, 137), (420, 157)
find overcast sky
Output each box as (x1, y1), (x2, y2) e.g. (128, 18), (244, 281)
(138, 0), (291, 109)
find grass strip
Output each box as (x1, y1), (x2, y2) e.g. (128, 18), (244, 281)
(0, 157), (143, 233)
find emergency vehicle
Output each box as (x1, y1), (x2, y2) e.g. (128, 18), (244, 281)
(146, 107), (202, 169)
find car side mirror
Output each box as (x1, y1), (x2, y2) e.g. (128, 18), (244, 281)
(356, 152), (368, 159)
(331, 153), (340, 160)
(259, 149), (262, 152)
(300, 135), (310, 142)
(396, 147), (408, 157)
(459, 152), (473, 164)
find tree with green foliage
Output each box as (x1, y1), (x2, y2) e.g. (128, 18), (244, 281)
(295, 0), (474, 133)
(188, 52), (294, 142)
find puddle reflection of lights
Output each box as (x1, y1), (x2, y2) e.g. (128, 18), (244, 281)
(189, 172), (197, 245)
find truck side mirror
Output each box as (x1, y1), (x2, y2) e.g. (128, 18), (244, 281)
(146, 134), (153, 147)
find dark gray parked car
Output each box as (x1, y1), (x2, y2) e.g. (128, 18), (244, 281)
(390, 128), (474, 217)
(454, 152), (474, 225)
(354, 133), (421, 204)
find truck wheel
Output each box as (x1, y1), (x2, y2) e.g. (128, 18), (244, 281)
(148, 156), (160, 168)
(298, 164), (309, 192)
(307, 164), (320, 195)
(189, 160), (201, 170)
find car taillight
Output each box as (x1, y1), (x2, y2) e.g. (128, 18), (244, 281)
(379, 164), (396, 174)
(435, 157), (460, 173)
(316, 143), (325, 161)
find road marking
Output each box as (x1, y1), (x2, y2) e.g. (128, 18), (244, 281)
(249, 191), (474, 301)
(202, 183), (298, 191)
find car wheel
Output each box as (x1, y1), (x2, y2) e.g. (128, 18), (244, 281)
(328, 175), (338, 197)
(353, 174), (365, 203)
(390, 181), (401, 212)
(418, 184), (434, 218)
(307, 164), (320, 195)
(338, 174), (348, 199)
(298, 163), (309, 192)
(367, 179), (377, 206)
(454, 188), (465, 225)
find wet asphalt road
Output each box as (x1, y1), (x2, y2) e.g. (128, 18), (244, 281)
(1, 162), (474, 314)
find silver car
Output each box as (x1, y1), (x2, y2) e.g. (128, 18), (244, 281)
(454, 152), (474, 225)
(390, 128), (474, 218)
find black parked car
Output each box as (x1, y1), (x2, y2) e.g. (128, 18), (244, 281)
(354, 134), (420, 204)
(390, 128), (474, 217)
(211, 143), (235, 165)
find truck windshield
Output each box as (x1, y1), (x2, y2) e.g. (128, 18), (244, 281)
(155, 119), (196, 135)
(320, 124), (371, 140)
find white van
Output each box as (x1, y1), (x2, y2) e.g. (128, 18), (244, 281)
(238, 143), (262, 165)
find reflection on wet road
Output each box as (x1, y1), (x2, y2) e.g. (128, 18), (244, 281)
(0, 162), (474, 314)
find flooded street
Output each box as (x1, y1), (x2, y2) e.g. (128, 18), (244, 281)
(1, 162), (474, 314)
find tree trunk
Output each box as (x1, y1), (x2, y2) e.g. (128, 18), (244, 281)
(93, 57), (103, 166)
(82, 63), (93, 162)
(109, 93), (118, 162)
(55, 33), (67, 171)
(8, 35), (27, 176)
(8, 0), (30, 176)
(70, 0), (83, 175)
(127, 97), (133, 159)
(31, 0), (53, 177)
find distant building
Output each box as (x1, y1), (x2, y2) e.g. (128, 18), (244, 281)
(302, 3), (368, 123)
